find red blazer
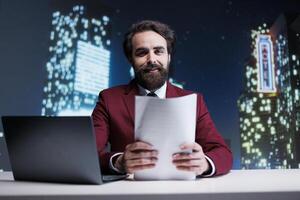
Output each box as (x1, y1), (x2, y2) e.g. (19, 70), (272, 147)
(92, 80), (233, 175)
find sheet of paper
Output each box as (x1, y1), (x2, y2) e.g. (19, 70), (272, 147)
(134, 94), (197, 180)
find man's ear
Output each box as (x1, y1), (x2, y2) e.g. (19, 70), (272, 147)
(128, 57), (134, 67)
(168, 54), (171, 64)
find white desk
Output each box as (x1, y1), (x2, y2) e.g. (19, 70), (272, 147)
(0, 169), (299, 200)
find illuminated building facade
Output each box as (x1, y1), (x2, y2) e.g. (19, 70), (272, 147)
(41, 3), (111, 116)
(271, 14), (300, 168)
(238, 38), (280, 168)
(239, 14), (300, 169)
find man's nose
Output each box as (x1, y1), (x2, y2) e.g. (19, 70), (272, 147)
(147, 51), (157, 64)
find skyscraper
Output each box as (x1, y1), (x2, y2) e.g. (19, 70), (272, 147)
(271, 14), (300, 168)
(238, 14), (300, 169)
(238, 25), (281, 168)
(41, 2), (111, 116)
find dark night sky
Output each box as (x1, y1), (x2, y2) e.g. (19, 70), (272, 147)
(0, 0), (300, 169)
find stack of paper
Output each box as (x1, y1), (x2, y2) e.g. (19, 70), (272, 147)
(134, 94), (197, 180)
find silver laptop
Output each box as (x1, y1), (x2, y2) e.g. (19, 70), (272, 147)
(1, 116), (127, 184)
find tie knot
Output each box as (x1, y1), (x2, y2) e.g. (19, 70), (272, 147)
(147, 92), (158, 97)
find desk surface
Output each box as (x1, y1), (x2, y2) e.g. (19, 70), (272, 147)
(0, 169), (300, 200)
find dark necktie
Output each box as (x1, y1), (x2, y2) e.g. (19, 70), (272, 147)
(147, 92), (158, 97)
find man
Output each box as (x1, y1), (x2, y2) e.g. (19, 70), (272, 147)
(92, 20), (232, 177)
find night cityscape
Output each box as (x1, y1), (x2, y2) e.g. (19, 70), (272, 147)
(0, 0), (300, 171)
(41, 3), (112, 116)
(238, 14), (300, 169)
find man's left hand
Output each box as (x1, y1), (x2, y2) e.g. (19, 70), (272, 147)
(172, 142), (210, 176)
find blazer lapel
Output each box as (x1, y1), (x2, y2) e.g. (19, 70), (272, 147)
(166, 82), (179, 98)
(123, 80), (139, 125)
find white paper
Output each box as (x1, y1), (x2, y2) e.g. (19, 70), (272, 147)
(134, 94), (197, 180)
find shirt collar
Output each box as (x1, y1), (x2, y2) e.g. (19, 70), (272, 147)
(137, 81), (167, 98)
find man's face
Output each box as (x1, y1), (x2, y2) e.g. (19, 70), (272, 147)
(131, 31), (170, 91)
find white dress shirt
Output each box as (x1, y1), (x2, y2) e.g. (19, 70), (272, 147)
(109, 82), (215, 176)
(137, 82), (167, 98)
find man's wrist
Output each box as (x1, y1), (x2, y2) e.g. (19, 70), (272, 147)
(109, 152), (126, 174)
(201, 155), (216, 177)
(114, 154), (125, 172)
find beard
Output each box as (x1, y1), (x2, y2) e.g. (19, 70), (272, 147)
(134, 62), (169, 91)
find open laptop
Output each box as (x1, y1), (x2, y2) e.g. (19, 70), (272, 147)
(1, 116), (128, 184)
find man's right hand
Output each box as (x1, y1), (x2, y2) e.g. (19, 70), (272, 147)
(114, 141), (158, 174)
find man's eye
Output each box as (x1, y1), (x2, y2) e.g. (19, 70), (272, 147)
(155, 49), (165, 55)
(135, 49), (148, 57)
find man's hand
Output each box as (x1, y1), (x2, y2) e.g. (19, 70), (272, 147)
(172, 142), (210, 176)
(115, 141), (158, 174)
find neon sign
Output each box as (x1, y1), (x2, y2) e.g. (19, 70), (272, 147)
(256, 34), (276, 93)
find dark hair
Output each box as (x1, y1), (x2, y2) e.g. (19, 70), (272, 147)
(123, 20), (176, 63)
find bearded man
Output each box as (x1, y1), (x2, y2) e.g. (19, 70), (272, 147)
(92, 20), (232, 177)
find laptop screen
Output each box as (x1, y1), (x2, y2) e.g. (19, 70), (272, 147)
(2, 116), (102, 184)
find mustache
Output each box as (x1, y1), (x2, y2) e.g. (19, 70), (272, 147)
(139, 63), (163, 72)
